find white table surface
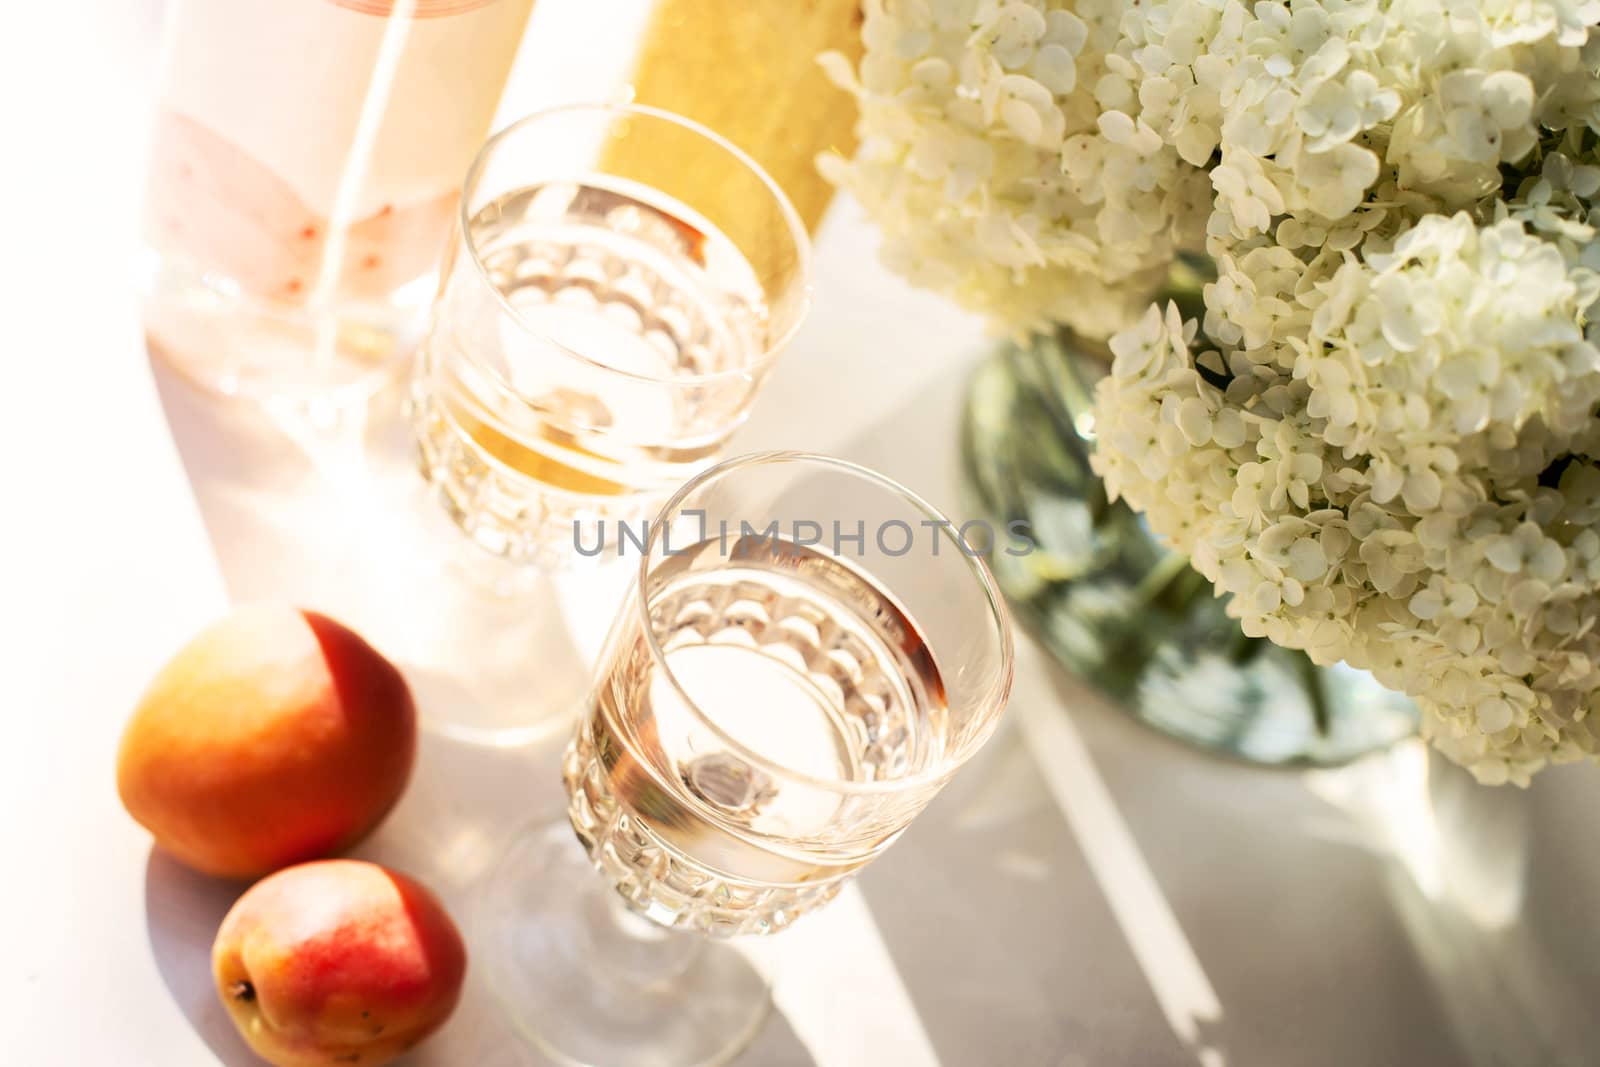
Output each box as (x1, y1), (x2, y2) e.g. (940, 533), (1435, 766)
(8, 4), (1600, 1066)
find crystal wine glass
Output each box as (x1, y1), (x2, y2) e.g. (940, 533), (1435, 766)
(480, 451), (1015, 1066)
(411, 103), (811, 568)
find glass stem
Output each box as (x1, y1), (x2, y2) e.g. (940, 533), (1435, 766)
(579, 884), (703, 989)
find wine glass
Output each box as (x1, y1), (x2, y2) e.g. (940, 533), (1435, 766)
(480, 451), (1015, 1066)
(411, 103), (812, 568)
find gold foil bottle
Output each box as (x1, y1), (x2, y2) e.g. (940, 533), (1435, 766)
(608, 0), (864, 234)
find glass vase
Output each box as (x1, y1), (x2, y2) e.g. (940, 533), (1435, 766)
(961, 331), (1418, 765)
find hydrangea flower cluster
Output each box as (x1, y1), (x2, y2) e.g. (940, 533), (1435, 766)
(819, 0), (1214, 338)
(827, 0), (1600, 783)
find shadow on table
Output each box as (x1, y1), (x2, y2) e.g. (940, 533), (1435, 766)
(143, 843), (568, 1067)
(141, 725), (817, 1067)
(143, 851), (258, 1067)
(140, 727), (563, 1065)
(828, 372), (1470, 1066)
(138, 364), (816, 1064)
(145, 346), (617, 740)
(140, 722), (561, 1063)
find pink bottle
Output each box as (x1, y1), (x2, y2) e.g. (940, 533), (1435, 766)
(142, 0), (535, 404)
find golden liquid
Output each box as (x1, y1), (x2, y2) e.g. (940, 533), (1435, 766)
(412, 181), (768, 563)
(434, 375), (635, 497)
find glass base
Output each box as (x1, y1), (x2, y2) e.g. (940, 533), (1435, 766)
(315, 472), (613, 748)
(479, 822), (771, 1067)
(962, 335), (1418, 766)
(140, 245), (427, 408)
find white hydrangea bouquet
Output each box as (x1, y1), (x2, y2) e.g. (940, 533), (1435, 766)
(824, 0), (1600, 784)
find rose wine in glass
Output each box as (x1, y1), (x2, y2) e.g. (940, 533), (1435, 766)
(568, 535), (949, 935)
(480, 453), (1014, 1067)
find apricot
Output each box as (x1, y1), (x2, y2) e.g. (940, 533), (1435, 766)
(117, 605), (415, 879)
(213, 860), (466, 1067)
